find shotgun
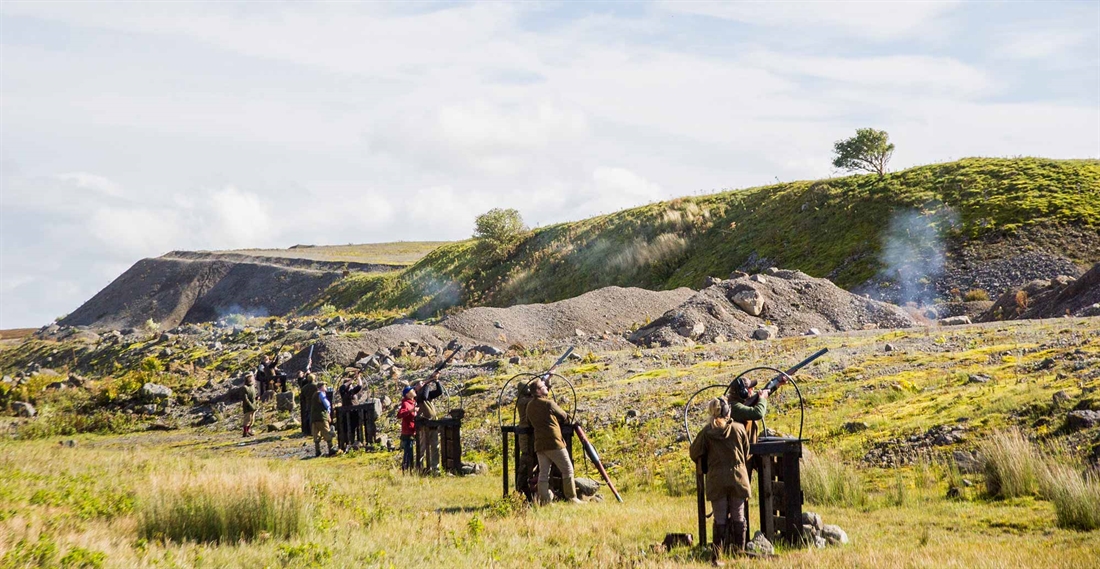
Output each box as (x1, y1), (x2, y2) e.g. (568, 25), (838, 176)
(540, 346), (575, 389)
(573, 424), (623, 503)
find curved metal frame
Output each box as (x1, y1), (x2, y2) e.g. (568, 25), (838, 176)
(497, 372), (578, 428)
(682, 366), (805, 443)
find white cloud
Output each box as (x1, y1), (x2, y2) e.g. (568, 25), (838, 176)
(660, 0), (960, 40)
(997, 29), (1092, 60)
(1, 1), (1097, 328)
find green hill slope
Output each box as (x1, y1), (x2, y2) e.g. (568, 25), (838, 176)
(315, 158), (1100, 318)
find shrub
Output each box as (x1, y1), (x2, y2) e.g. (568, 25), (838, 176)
(474, 208), (528, 257)
(980, 428), (1043, 499)
(138, 468), (309, 543)
(17, 409), (140, 440)
(802, 453), (866, 507)
(963, 289), (990, 302)
(1043, 464), (1100, 531)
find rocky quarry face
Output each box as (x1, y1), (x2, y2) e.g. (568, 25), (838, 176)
(630, 268), (917, 347)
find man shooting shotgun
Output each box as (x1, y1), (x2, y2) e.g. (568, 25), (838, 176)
(413, 341), (462, 474)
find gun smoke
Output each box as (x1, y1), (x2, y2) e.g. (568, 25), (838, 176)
(877, 208), (959, 307)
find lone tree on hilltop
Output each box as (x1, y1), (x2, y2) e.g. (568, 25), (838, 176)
(832, 128), (894, 177)
(474, 208), (528, 254)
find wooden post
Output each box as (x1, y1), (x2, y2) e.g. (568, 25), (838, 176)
(695, 458), (707, 546)
(501, 427), (510, 498)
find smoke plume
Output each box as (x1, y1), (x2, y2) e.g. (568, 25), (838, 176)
(878, 208), (959, 306)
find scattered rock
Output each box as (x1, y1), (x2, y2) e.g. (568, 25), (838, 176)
(842, 421), (869, 434)
(509, 356), (521, 365)
(139, 404), (159, 415)
(192, 414), (217, 426)
(625, 409), (639, 420)
(821, 524), (849, 545)
(276, 391), (296, 412)
(140, 383), (173, 402)
(940, 316), (972, 326)
(12, 401), (36, 418)
(731, 289), (766, 316)
(575, 477), (601, 497)
(752, 326), (777, 341)
(1066, 410), (1100, 430)
(1052, 390), (1071, 406)
(802, 511), (823, 531)
(805, 328), (821, 336)
(746, 531), (774, 556)
(953, 450), (982, 474)
(967, 374), (992, 384)
(661, 533), (694, 550)
(884, 343), (897, 352)
(750, 274), (768, 284)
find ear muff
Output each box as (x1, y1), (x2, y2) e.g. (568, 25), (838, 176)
(733, 377), (750, 401)
(719, 397), (731, 418)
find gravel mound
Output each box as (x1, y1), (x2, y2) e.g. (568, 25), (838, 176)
(978, 262), (1100, 321)
(440, 286), (694, 347)
(630, 269), (917, 347)
(285, 286), (693, 369)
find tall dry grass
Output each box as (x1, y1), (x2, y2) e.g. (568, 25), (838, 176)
(980, 428), (1044, 499)
(981, 428), (1100, 530)
(801, 452), (867, 507)
(137, 467), (309, 543)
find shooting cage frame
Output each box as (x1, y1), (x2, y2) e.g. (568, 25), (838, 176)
(496, 371), (578, 500)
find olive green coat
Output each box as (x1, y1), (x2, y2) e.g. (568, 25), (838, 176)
(729, 399), (767, 422)
(525, 395), (569, 452)
(310, 390), (331, 423)
(242, 385), (258, 413)
(689, 419), (752, 501)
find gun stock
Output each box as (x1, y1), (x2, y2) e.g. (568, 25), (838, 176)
(574, 424), (623, 503)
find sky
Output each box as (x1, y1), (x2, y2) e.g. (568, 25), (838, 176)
(1, 1), (1098, 329)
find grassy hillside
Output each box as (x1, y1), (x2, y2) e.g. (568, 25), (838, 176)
(219, 241), (448, 265)
(315, 158), (1100, 318)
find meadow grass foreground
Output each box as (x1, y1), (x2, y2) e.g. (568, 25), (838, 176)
(0, 434), (1097, 569)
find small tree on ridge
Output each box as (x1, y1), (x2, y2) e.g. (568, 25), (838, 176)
(832, 128), (894, 177)
(474, 208), (528, 255)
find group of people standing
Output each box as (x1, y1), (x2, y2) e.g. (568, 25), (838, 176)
(397, 376), (443, 473)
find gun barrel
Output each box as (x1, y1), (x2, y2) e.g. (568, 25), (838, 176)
(763, 347), (828, 391)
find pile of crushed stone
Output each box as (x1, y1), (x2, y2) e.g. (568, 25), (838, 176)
(439, 286), (694, 348)
(630, 269), (917, 347)
(979, 262), (1100, 321)
(286, 286), (694, 370)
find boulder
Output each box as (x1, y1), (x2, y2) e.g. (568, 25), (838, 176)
(821, 524), (849, 545)
(12, 401), (36, 418)
(677, 322), (706, 339)
(139, 404), (159, 415)
(884, 343), (897, 352)
(801, 511), (823, 531)
(471, 345), (505, 357)
(842, 421), (869, 433)
(805, 328), (821, 336)
(750, 274), (768, 284)
(276, 391), (296, 412)
(967, 374), (992, 384)
(745, 531), (774, 556)
(575, 477), (601, 497)
(1066, 410), (1100, 430)
(752, 326), (777, 341)
(939, 315), (972, 326)
(140, 383), (173, 402)
(953, 450), (982, 474)
(731, 289), (766, 316)
(509, 356), (521, 365)
(1052, 390), (1071, 406)
(193, 414), (217, 426)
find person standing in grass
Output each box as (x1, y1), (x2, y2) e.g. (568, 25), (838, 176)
(397, 385), (417, 471)
(414, 378), (443, 474)
(689, 398), (752, 561)
(515, 378), (538, 499)
(526, 378), (581, 505)
(310, 380), (338, 457)
(298, 372), (317, 436)
(241, 372), (258, 437)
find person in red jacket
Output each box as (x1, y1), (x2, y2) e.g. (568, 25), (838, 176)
(397, 385), (417, 472)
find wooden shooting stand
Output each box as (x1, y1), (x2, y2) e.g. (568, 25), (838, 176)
(335, 400), (381, 451)
(696, 436), (804, 546)
(500, 424), (575, 499)
(414, 414), (464, 475)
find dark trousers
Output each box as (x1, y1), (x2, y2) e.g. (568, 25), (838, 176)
(401, 435), (415, 470)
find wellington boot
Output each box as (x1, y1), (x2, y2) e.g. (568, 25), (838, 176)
(711, 523), (727, 566)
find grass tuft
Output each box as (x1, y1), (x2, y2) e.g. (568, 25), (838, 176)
(137, 467), (309, 544)
(980, 428), (1044, 499)
(802, 452), (867, 507)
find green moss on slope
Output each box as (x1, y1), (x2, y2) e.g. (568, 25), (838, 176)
(319, 158), (1100, 318)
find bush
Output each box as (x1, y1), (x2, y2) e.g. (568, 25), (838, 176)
(138, 468), (309, 543)
(1044, 464), (1100, 531)
(980, 428), (1043, 499)
(963, 289), (990, 302)
(474, 208), (528, 255)
(802, 453), (867, 507)
(17, 409), (140, 440)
